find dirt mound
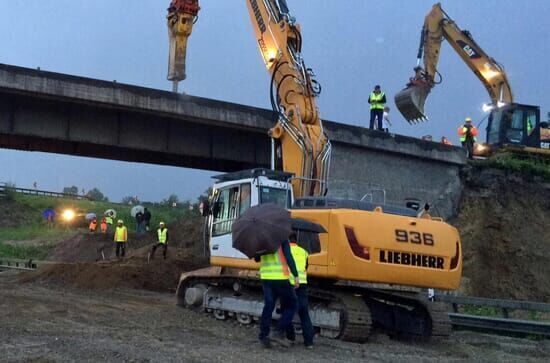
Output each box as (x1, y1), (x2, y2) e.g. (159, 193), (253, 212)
(47, 215), (205, 263)
(454, 166), (550, 301)
(22, 247), (208, 292)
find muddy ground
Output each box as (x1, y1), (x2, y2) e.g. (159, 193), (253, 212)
(1, 272), (549, 363)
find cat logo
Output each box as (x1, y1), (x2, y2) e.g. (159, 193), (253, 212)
(456, 40), (481, 59)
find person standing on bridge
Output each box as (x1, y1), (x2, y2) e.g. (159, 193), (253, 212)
(368, 85), (386, 130)
(457, 117), (478, 160)
(114, 219), (128, 260)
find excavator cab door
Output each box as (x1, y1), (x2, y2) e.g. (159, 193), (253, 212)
(487, 103), (541, 148)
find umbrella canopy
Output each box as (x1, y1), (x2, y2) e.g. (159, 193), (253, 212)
(291, 218), (326, 254)
(130, 205), (145, 218)
(104, 209), (117, 218)
(85, 213), (97, 221)
(232, 203), (292, 259)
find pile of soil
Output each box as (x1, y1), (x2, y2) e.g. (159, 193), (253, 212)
(22, 247), (208, 292)
(26, 215), (208, 292)
(454, 166), (550, 301)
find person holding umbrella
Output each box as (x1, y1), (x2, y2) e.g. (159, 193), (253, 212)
(231, 204), (299, 349)
(258, 239), (299, 348)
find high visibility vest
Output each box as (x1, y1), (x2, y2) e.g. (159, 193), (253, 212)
(458, 124), (477, 142)
(105, 216), (113, 225)
(369, 92), (385, 110)
(157, 228), (168, 244)
(260, 247), (290, 280)
(290, 243), (308, 284)
(114, 226), (127, 242)
(89, 220), (97, 231)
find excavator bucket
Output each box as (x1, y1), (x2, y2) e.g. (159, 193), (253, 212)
(394, 84), (432, 123)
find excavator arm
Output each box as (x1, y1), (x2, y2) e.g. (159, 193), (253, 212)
(395, 3), (514, 122)
(167, 0), (331, 198)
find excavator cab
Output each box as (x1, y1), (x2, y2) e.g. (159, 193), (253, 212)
(485, 103), (541, 149)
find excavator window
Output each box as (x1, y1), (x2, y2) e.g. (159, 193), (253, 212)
(239, 183), (251, 216)
(212, 186), (240, 237)
(259, 187), (290, 209)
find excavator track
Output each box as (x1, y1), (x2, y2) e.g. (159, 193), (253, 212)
(177, 274), (450, 343)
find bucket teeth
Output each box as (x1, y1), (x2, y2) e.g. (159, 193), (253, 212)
(394, 84), (431, 123)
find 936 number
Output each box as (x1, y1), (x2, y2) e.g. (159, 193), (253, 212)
(395, 229), (434, 246)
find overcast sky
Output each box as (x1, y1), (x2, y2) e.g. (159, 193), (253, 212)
(1, 0), (548, 202)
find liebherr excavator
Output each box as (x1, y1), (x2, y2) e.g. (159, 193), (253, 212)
(169, 0), (461, 342)
(395, 3), (550, 156)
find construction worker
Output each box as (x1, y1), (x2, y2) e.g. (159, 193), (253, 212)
(258, 240), (299, 348)
(441, 136), (453, 145)
(286, 234), (314, 348)
(105, 215), (114, 232)
(457, 117), (478, 159)
(149, 221), (169, 260)
(114, 219), (128, 259)
(89, 218), (97, 233)
(368, 85), (386, 130)
(100, 217), (108, 233)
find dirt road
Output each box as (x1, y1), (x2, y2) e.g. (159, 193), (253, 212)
(1, 273), (549, 362)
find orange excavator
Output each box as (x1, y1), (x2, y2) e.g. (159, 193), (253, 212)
(168, 0), (461, 341)
(395, 3), (550, 157)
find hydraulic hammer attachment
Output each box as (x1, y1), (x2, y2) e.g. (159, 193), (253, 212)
(394, 84), (431, 124)
(167, 0), (200, 92)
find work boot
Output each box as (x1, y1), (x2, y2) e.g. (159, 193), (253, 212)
(260, 338), (271, 349)
(270, 330), (291, 348)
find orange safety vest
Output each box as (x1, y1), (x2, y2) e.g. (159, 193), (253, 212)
(100, 221), (107, 233)
(89, 220), (97, 231)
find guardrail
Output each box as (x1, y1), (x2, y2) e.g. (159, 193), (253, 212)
(0, 258), (38, 271)
(436, 294), (550, 337)
(0, 183), (91, 200)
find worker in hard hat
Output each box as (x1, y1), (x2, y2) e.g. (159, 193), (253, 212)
(89, 218), (97, 233)
(114, 219), (128, 260)
(457, 117), (478, 159)
(149, 221), (169, 261)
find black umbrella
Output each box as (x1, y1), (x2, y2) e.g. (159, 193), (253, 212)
(290, 218), (326, 254)
(232, 203), (292, 259)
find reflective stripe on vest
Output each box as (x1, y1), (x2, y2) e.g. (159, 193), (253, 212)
(260, 247), (290, 280)
(115, 226), (127, 242)
(290, 243), (308, 284)
(157, 228), (168, 244)
(369, 92), (385, 110)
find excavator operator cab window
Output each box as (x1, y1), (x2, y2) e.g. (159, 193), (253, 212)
(259, 186), (290, 209)
(211, 183), (252, 237)
(505, 109), (524, 144)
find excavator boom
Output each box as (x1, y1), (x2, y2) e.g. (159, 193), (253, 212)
(395, 3), (513, 123)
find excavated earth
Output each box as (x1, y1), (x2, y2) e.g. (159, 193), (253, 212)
(454, 166), (550, 302)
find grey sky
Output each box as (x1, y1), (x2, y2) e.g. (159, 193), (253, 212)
(1, 0), (548, 202)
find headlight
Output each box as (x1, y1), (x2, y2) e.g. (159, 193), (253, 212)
(62, 209), (76, 221)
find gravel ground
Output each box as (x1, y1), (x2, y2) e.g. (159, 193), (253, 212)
(1, 272), (549, 363)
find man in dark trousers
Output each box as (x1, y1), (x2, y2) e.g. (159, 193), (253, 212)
(368, 85), (386, 130)
(149, 221), (168, 261)
(143, 207), (152, 231)
(258, 240), (299, 348)
(457, 117), (478, 159)
(286, 233), (314, 348)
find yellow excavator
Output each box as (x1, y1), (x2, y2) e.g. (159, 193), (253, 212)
(395, 3), (550, 157)
(169, 0), (461, 342)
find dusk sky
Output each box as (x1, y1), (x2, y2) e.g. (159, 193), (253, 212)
(1, 0), (548, 202)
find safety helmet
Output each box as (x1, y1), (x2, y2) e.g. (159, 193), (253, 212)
(117, 219), (123, 224)
(465, 117), (472, 123)
(159, 221), (165, 226)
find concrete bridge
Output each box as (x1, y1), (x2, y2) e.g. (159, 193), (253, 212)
(0, 64), (466, 217)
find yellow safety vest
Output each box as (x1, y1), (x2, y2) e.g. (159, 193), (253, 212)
(369, 92), (385, 110)
(105, 216), (113, 225)
(290, 243), (308, 284)
(114, 226), (127, 242)
(157, 228), (168, 244)
(260, 247), (290, 280)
